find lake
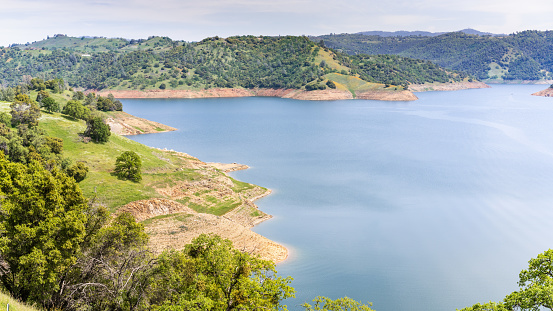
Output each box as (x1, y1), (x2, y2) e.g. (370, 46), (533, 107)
(122, 84), (553, 311)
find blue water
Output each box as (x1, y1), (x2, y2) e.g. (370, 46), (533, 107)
(122, 84), (553, 311)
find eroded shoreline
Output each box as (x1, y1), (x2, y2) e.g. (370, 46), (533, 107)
(95, 82), (490, 102)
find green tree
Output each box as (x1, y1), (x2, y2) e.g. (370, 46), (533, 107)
(10, 94), (40, 127)
(0, 154), (88, 304)
(150, 234), (295, 311)
(0, 112), (11, 127)
(460, 249), (553, 311)
(41, 96), (59, 112)
(326, 80), (337, 89)
(114, 150), (142, 182)
(62, 100), (90, 120)
(84, 116), (110, 143)
(44, 136), (63, 154)
(35, 90), (50, 103)
(65, 162), (89, 182)
(303, 296), (375, 311)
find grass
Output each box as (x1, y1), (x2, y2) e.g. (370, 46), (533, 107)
(189, 198), (242, 216)
(1, 101), (261, 217)
(314, 48), (350, 73)
(36, 108), (204, 212)
(231, 177), (255, 193)
(488, 62), (507, 80)
(324, 73), (387, 95)
(0, 291), (38, 311)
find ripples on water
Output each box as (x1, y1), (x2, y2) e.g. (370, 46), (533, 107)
(123, 84), (553, 311)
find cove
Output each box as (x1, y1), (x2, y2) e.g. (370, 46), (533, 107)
(122, 84), (553, 311)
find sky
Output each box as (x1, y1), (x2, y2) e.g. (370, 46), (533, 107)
(2, 0), (553, 46)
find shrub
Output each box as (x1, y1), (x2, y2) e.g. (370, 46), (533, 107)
(114, 151), (142, 182)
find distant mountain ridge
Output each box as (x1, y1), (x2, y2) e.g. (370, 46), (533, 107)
(356, 28), (502, 37)
(311, 30), (553, 81)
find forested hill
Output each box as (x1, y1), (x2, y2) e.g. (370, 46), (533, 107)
(311, 30), (553, 81)
(1, 35), (471, 92)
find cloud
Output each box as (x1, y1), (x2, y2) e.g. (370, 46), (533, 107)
(0, 0), (551, 46)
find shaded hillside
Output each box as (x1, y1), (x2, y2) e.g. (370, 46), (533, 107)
(1, 35), (472, 92)
(312, 30), (553, 81)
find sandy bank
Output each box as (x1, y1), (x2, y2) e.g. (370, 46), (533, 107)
(409, 81), (490, 92)
(105, 111), (176, 135)
(96, 88), (411, 101)
(532, 88), (553, 97)
(356, 90), (418, 101)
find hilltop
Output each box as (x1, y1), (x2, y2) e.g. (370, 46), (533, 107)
(1, 35), (481, 100)
(311, 30), (553, 82)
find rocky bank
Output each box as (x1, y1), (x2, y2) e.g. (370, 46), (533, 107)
(96, 87), (414, 101)
(409, 81), (491, 92)
(532, 87), (553, 97)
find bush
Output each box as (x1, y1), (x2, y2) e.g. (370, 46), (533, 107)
(65, 162), (89, 182)
(326, 80), (337, 89)
(41, 96), (59, 112)
(84, 117), (110, 143)
(114, 151), (142, 182)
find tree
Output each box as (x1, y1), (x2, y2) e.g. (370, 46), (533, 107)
(0, 112), (11, 127)
(303, 296), (375, 311)
(150, 234), (295, 311)
(65, 162), (89, 182)
(114, 151), (142, 182)
(10, 94), (41, 127)
(35, 90), (50, 103)
(326, 80), (337, 89)
(62, 100), (90, 120)
(460, 249), (553, 311)
(84, 116), (110, 143)
(41, 96), (60, 113)
(56, 212), (155, 311)
(0, 154), (88, 304)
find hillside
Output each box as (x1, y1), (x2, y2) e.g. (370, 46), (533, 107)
(0, 98), (286, 262)
(312, 30), (553, 81)
(1, 35), (475, 98)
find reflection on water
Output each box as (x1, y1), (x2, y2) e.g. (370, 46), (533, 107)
(123, 84), (553, 311)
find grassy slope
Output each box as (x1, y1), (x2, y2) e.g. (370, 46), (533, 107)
(0, 292), (38, 311)
(2, 100), (261, 214)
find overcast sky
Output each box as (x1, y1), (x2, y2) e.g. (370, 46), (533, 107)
(2, 0), (552, 46)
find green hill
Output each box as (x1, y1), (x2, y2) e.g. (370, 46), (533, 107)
(311, 30), (553, 81)
(1, 35), (472, 93)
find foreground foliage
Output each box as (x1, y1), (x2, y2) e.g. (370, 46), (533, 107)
(459, 249), (553, 311)
(0, 154), (88, 303)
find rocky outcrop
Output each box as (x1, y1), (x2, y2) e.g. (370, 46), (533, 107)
(119, 198), (288, 263)
(409, 81), (490, 92)
(105, 111), (176, 135)
(532, 87), (553, 97)
(356, 90), (418, 101)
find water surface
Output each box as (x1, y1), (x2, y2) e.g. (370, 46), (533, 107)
(122, 85), (553, 311)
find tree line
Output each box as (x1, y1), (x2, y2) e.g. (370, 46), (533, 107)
(0, 35), (470, 92)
